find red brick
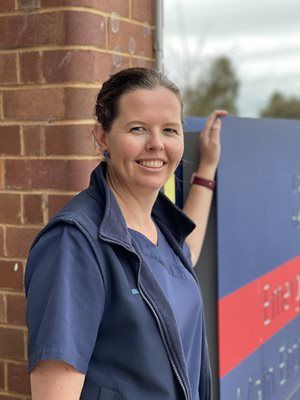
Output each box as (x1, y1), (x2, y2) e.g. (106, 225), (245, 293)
(0, 13), (64, 50)
(43, 50), (111, 83)
(48, 194), (73, 218)
(131, 58), (155, 69)
(107, 54), (130, 76)
(0, 0), (15, 12)
(0, 125), (21, 156)
(23, 125), (44, 156)
(23, 194), (44, 225)
(3, 88), (65, 121)
(0, 193), (21, 224)
(108, 19), (154, 58)
(3, 87), (98, 121)
(40, 0), (129, 17)
(8, 362), (31, 395)
(66, 12), (106, 48)
(0, 294), (5, 323)
(7, 294), (26, 326)
(63, 11), (106, 48)
(0, 261), (24, 291)
(6, 227), (39, 258)
(20, 51), (42, 84)
(6, 159), (99, 191)
(65, 88), (99, 120)
(0, 395), (24, 400)
(0, 11), (105, 49)
(45, 124), (96, 156)
(0, 53), (18, 84)
(0, 360), (4, 389)
(132, 0), (154, 23)
(0, 327), (24, 360)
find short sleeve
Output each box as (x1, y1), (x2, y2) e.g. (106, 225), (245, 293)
(25, 223), (105, 374)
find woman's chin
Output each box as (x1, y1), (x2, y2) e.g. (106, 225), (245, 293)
(134, 177), (167, 192)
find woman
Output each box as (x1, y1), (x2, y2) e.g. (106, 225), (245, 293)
(25, 68), (227, 400)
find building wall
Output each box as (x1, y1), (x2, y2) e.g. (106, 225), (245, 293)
(0, 1), (155, 398)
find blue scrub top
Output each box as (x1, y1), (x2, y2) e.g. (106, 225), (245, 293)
(26, 222), (203, 400)
(129, 225), (203, 400)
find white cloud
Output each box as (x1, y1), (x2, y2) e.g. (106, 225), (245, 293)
(164, 0), (300, 116)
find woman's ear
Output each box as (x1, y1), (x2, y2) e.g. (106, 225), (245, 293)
(93, 122), (108, 151)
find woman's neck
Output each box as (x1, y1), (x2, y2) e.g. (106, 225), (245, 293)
(105, 171), (159, 231)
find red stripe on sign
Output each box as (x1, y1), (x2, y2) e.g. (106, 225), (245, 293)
(218, 255), (300, 378)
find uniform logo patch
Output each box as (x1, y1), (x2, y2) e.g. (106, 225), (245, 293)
(131, 288), (140, 295)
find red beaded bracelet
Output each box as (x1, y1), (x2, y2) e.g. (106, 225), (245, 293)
(190, 173), (216, 191)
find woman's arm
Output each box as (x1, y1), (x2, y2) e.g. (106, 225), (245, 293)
(30, 361), (85, 400)
(183, 110), (227, 267)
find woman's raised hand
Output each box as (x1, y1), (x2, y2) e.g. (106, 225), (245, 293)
(199, 110), (228, 170)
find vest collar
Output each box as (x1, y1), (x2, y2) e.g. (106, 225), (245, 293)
(88, 163), (196, 247)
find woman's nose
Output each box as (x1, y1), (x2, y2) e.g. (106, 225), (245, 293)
(145, 132), (164, 151)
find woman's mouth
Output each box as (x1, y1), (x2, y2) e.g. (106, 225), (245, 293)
(136, 160), (165, 168)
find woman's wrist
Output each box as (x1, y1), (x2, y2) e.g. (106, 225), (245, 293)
(196, 163), (217, 181)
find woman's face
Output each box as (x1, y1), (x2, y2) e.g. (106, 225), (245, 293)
(103, 87), (184, 194)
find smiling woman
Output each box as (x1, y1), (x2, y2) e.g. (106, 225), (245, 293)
(25, 67), (226, 400)
(95, 87), (184, 199)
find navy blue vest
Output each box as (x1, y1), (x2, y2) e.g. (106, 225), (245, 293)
(25, 163), (212, 400)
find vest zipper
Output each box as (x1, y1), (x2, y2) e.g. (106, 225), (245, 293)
(99, 235), (191, 400)
(137, 265), (191, 400)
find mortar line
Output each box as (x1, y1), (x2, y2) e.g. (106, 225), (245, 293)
(0, 119), (95, 126)
(0, 358), (27, 365)
(16, 52), (21, 84)
(42, 193), (48, 225)
(0, 155), (98, 160)
(0, 82), (101, 90)
(0, 93), (3, 119)
(0, 256), (27, 262)
(0, 6), (155, 27)
(19, 125), (24, 156)
(0, 190), (78, 195)
(20, 193), (24, 225)
(2, 293), (7, 324)
(0, 46), (154, 57)
(3, 226), (7, 257)
(0, 323), (27, 331)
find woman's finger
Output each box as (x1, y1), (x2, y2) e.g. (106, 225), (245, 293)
(203, 110), (227, 133)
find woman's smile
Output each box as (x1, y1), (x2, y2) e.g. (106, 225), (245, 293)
(135, 159), (167, 169)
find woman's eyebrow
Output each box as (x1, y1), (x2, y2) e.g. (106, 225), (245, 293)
(124, 120), (146, 127)
(123, 121), (183, 129)
(162, 122), (183, 129)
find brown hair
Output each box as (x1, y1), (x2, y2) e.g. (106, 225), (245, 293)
(95, 67), (183, 132)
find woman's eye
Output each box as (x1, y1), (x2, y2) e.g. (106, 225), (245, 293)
(130, 126), (145, 133)
(164, 128), (178, 135)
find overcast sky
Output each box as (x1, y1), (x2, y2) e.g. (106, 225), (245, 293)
(164, 0), (300, 117)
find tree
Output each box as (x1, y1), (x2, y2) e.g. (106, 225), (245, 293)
(259, 92), (300, 119)
(183, 56), (239, 117)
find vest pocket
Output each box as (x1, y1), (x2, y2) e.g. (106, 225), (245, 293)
(98, 385), (118, 400)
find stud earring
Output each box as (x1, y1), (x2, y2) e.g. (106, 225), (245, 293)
(103, 149), (110, 160)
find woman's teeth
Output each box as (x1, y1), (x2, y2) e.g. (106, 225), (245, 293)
(138, 160), (164, 168)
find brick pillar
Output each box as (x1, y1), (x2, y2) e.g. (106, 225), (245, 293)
(0, 1), (155, 398)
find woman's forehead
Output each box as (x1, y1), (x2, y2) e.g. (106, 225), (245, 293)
(118, 87), (182, 119)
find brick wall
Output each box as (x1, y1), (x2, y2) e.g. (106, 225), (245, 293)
(0, 1), (155, 398)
